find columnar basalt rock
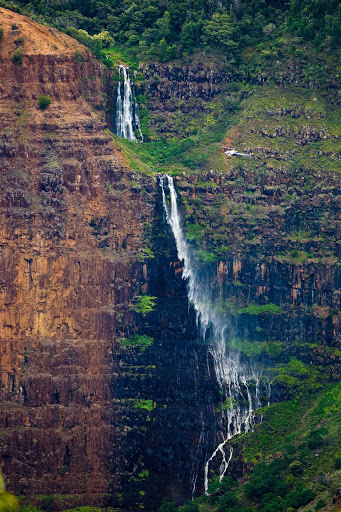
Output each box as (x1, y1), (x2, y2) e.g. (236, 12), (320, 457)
(0, 8), (340, 511)
(171, 169), (341, 352)
(0, 8), (153, 506)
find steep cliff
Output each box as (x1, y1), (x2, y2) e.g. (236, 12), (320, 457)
(0, 8), (154, 506)
(0, 10), (222, 510)
(0, 7), (340, 512)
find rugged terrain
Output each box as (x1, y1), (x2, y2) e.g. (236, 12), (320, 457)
(0, 7), (154, 506)
(0, 6), (340, 512)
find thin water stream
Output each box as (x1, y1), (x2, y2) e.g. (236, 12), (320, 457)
(160, 175), (270, 495)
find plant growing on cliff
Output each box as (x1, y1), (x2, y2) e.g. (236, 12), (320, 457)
(238, 303), (283, 315)
(195, 250), (217, 265)
(12, 48), (23, 64)
(74, 50), (84, 64)
(0, 472), (18, 512)
(130, 294), (156, 314)
(38, 95), (52, 110)
(120, 334), (153, 350)
(0, 27), (4, 42)
(133, 399), (156, 412)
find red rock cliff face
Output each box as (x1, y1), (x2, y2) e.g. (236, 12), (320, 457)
(0, 8), (153, 506)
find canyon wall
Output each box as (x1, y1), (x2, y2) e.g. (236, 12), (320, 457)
(0, 8), (340, 511)
(0, 9), (220, 509)
(0, 8), (152, 507)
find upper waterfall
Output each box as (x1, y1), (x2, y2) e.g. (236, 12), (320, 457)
(114, 65), (143, 142)
(160, 175), (270, 496)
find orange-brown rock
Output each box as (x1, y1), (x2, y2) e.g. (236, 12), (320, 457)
(0, 8), (153, 506)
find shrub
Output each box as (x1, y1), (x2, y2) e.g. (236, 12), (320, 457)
(288, 460), (304, 476)
(196, 249), (216, 264)
(74, 50), (84, 63)
(120, 335), (153, 350)
(41, 496), (55, 512)
(11, 23), (19, 30)
(306, 429), (326, 449)
(0, 472), (18, 512)
(334, 456), (341, 469)
(179, 502), (199, 512)
(0, 27), (4, 41)
(38, 95), (52, 110)
(285, 485), (315, 509)
(14, 36), (24, 46)
(157, 499), (177, 512)
(133, 399), (156, 412)
(185, 223), (203, 243)
(0, 492), (19, 512)
(12, 48), (23, 64)
(315, 500), (326, 511)
(238, 303), (282, 315)
(261, 494), (285, 512)
(244, 460), (287, 501)
(218, 491), (238, 511)
(130, 295), (156, 314)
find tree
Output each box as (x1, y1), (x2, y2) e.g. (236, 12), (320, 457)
(180, 20), (203, 50)
(93, 30), (115, 48)
(155, 11), (173, 42)
(201, 14), (239, 53)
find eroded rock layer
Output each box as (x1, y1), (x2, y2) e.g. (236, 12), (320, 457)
(0, 8), (153, 506)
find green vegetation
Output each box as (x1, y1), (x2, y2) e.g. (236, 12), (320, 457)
(217, 300), (283, 318)
(0, 2), (339, 511)
(37, 95), (52, 110)
(0, 27), (4, 42)
(277, 250), (317, 264)
(5, 0), (340, 65)
(195, 250), (217, 265)
(73, 50), (84, 63)
(120, 334), (153, 350)
(185, 223), (204, 243)
(225, 85), (341, 176)
(271, 357), (325, 398)
(158, 382), (341, 512)
(229, 338), (283, 358)
(12, 47), (23, 64)
(122, 89), (238, 173)
(133, 399), (156, 412)
(130, 294), (157, 314)
(0, 472), (18, 512)
(238, 303), (283, 316)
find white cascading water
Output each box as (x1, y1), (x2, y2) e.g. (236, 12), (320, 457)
(160, 175), (269, 495)
(115, 65), (143, 142)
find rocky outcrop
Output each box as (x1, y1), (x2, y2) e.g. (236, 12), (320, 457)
(171, 168), (341, 350)
(0, 8), (154, 506)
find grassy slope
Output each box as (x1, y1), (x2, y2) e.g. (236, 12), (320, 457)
(197, 381), (341, 512)
(115, 80), (340, 177)
(226, 84), (341, 175)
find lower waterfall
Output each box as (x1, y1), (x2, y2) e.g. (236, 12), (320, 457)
(160, 174), (270, 495)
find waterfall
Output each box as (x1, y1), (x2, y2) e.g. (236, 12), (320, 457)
(160, 175), (269, 495)
(115, 65), (143, 142)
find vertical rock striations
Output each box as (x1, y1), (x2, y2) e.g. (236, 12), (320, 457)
(0, 8), (153, 506)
